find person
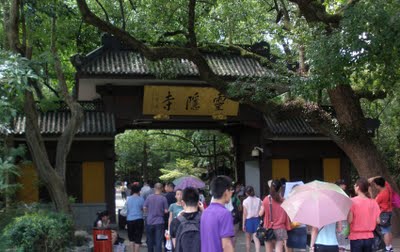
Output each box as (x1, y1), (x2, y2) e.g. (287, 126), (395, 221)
(347, 178), (380, 252)
(310, 223), (339, 252)
(121, 181), (127, 201)
(279, 178), (287, 198)
(170, 187), (202, 252)
(286, 184), (307, 252)
(199, 189), (207, 208)
(201, 175), (235, 252)
(168, 189), (184, 230)
(165, 183), (177, 206)
(335, 179), (350, 252)
(127, 184), (145, 252)
(144, 183), (169, 252)
(369, 176), (393, 252)
(235, 182), (245, 198)
(94, 210), (110, 228)
(141, 180), (154, 200)
(226, 187), (242, 240)
(242, 185), (262, 252)
(164, 182), (177, 251)
(336, 179), (347, 192)
(125, 182), (131, 199)
(259, 179), (291, 252)
(112, 229), (126, 252)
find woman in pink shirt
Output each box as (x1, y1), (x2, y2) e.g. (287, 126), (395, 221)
(259, 180), (291, 252)
(348, 178), (380, 252)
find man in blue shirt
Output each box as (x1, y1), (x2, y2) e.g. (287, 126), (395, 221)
(144, 183), (169, 252)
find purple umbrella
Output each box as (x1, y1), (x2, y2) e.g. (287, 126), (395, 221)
(173, 176), (205, 190)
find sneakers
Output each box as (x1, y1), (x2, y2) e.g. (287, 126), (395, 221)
(385, 248), (393, 252)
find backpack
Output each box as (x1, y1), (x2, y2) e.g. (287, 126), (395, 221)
(392, 191), (400, 208)
(175, 213), (201, 252)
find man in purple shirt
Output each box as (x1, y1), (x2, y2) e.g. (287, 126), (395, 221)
(144, 183), (168, 252)
(201, 176), (235, 252)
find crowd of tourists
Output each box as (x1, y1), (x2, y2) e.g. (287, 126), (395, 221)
(104, 175), (395, 252)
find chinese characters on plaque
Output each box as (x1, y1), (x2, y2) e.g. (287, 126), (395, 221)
(143, 86), (239, 117)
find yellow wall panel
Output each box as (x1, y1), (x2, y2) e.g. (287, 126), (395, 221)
(17, 164), (39, 203)
(272, 159), (289, 180)
(323, 158), (341, 183)
(82, 162), (105, 203)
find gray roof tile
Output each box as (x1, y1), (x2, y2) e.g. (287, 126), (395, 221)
(80, 50), (272, 78)
(13, 111), (116, 136)
(264, 116), (317, 136)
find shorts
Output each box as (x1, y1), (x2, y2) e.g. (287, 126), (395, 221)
(245, 217), (260, 233)
(380, 225), (391, 235)
(127, 219), (144, 244)
(287, 227), (307, 249)
(273, 228), (288, 241)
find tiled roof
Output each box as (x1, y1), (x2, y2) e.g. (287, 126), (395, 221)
(13, 111), (116, 136)
(264, 116), (317, 136)
(79, 49), (273, 78)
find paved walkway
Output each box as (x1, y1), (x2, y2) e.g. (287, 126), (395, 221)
(116, 189), (400, 251)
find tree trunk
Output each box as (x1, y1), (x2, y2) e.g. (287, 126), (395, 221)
(328, 85), (398, 190)
(24, 92), (72, 213)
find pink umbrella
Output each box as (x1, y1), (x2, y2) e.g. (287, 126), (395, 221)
(281, 180), (351, 228)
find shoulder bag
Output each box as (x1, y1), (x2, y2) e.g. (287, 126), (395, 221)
(256, 195), (276, 242)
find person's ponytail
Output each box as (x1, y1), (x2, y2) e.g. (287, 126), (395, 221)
(270, 180), (283, 203)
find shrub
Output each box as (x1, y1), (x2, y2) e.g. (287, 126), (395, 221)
(2, 210), (74, 251)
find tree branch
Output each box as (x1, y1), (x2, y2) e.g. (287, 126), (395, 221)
(157, 30), (188, 43)
(51, 2), (84, 180)
(76, 19), (83, 49)
(188, 0), (197, 47)
(287, 0), (342, 29)
(354, 90), (387, 102)
(76, 0), (229, 93)
(20, 0), (26, 53)
(30, 79), (44, 100)
(278, 0), (291, 30)
(8, 0), (23, 54)
(94, 0), (109, 23)
(128, 0), (136, 11)
(118, 0), (126, 31)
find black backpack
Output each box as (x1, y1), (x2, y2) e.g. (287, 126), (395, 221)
(175, 213), (201, 252)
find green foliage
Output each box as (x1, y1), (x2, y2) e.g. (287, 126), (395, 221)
(0, 145), (26, 201)
(115, 130), (233, 181)
(362, 95), (400, 184)
(305, 1), (400, 93)
(0, 51), (38, 124)
(159, 159), (207, 181)
(0, 158), (21, 196)
(2, 211), (74, 252)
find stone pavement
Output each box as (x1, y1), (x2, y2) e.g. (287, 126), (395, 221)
(116, 228), (400, 252)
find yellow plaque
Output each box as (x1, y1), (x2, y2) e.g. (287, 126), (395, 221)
(143, 86), (239, 116)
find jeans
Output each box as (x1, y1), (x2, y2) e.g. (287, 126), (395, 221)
(146, 223), (164, 252)
(350, 238), (374, 252)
